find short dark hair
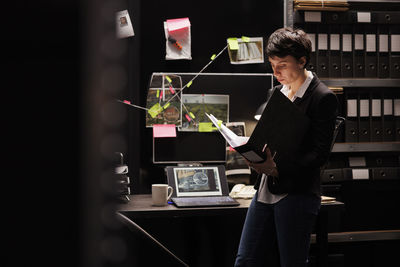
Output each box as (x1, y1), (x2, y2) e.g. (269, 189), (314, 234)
(266, 27), (312, 68)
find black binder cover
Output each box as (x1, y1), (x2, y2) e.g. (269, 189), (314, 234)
(390, 25), (400, 78)
(317, 24), (329, 78)
(329, 25), (341, 78)
(358, 92), (370, 142)
(354, 24), (365, 78)
(378, 25), (390, 78)
(395, 92), (400, 141)
(365, 25), (378, 78)
(304, 23), (318, 73)
(383, 90), (395, 141)
(345, 89), (359, 142)
(371, 89), (383, 142)
(341, 25), (353, 78)
(234, 88), (310, 163)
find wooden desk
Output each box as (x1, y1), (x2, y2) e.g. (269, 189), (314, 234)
(119, 194), (344, 267)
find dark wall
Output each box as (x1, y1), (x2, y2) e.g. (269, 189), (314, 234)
(128, 0), (284, 193)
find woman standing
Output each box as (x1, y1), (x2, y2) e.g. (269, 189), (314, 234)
(234, 27), (339, 267)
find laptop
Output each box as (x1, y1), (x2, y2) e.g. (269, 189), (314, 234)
(165, 165), (240, 208)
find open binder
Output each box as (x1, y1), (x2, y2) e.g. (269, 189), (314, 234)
(206, 88), (310, 163)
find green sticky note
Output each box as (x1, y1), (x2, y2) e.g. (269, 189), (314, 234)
(217, 120), (222, 127)
(189, 112), (195, 119)
(210, 54), (216, 60)
(228, 38), (239, 50)
(163, 102), (171, 109)
(199, 122), (214, 132)
(242, 36), (250, 42)
(148, 103), (163, 118)
(186, 80), (193, 87)
(156, 90), (160, 98)
(165, 75), (172, 83)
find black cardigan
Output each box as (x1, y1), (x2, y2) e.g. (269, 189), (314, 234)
(254, 73), (338, 196)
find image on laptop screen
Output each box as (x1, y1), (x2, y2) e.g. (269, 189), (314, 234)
(173, 166), (222, 197)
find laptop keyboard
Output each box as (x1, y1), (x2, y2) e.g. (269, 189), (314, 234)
(172, 196), (239, 207)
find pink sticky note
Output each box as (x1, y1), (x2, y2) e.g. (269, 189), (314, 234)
(153, 124), (177, 138)
(166, 17), (190, 33)
(229, 146), (235, 152)
(123, 100), (131, 104)
(169, 86), (175, 94)
(185, 114), (191, 122)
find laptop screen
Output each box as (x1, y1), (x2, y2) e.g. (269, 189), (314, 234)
(171, 166), (223, 197)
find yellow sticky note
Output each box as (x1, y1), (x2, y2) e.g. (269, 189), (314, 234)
(189, 112), (195, 119)
(198, 122), (214, 132)
(186, 81), (193, 87)
(156, 90), (160, 98)
(163, 102), (171, 109)
(165, 75), (172, 83)
(228, 38), (239, 50)
(242, 36), (250, 42)
(217, 120), (222, 127)
(210, 54), (216, 60)
(148, 103), (163, 118)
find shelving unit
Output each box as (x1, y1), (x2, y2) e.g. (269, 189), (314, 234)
(284, 1), (400, 265)
(332, 142), (400, 152)
(321, 78), (400, 87)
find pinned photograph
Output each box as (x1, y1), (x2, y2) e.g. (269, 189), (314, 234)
(227, 37), (264, 64)
(116, 10), (135, 39)
(180, 94), (229, 132)
(145, 74), (183, 127)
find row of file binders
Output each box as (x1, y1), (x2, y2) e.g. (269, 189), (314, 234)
(295, 10), (400, 78)
(344, 88), (400, 142)
(322, 155), (400, 182)
(322, 167), (400, 182)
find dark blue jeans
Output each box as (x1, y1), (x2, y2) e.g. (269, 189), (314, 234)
(234, 192), (321, 267)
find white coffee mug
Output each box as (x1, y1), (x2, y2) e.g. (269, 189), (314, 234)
(115, 164), (128, 174)
(152, 184), (173, 206)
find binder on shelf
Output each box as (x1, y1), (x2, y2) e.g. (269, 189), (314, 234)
(332, 87), (345, 142)
(341, 25), (353, 78)
(304, 23), (318, 73)
(365, 24), (378, 78)
(371, 89), (383, 142)
(375, 11), (400, 24)
(358, 91), (370, 142)
(372, 167), (400, 180)
(345, 88), (358, 142)
(329, 25), (341, 77)
(394, 95), (400, 141)
(307, 33), (317, 72)
(321, 168), (346, 183)
(383, 90), (395, 141)
(378, 25), (390, 78)
(390, 25), (400, 78)
(317, 24), (329, 77)
(354, 24), (365, 77)
(342, 168), (353, 180)
(326, 11), (351, 24)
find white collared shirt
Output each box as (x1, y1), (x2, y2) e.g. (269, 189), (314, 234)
(257, 71), (313, 204)
(280, 71), (314, 101)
